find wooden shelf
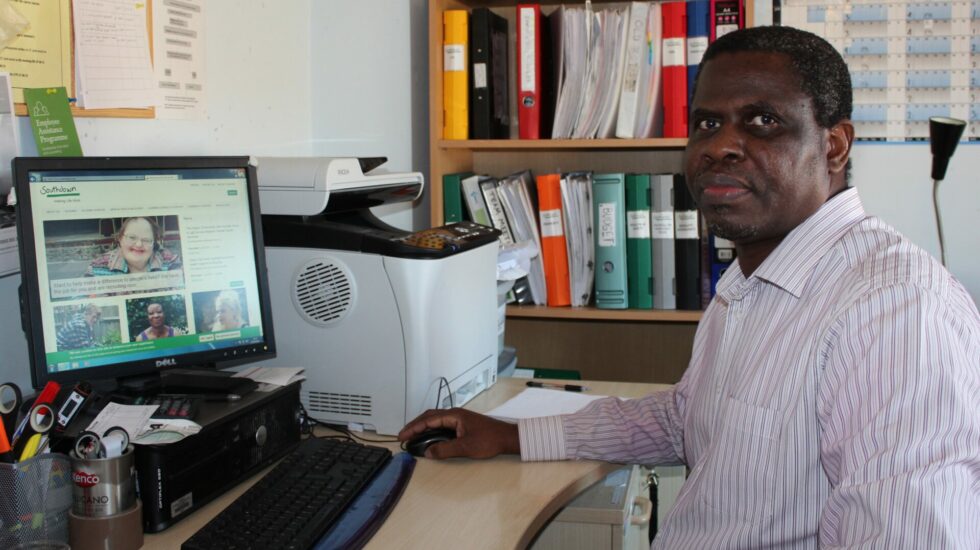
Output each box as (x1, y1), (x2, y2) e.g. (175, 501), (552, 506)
(506, 305), (702, 323)
(438, 138), (688, 150)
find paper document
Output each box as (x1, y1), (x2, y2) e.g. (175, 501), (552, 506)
(152, 0), (207, 120)
(0, 0), (72, 104)
(72, 0), (157, 109)
(234, 366), (306, 387)
(486, 388), (608, 423)
(86, 403), (158, 439)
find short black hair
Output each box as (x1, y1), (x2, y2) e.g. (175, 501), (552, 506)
(693, 26), (853, 129)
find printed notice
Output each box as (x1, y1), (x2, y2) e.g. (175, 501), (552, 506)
(0, 0), (72, 104)
(152, 0), (207, 120)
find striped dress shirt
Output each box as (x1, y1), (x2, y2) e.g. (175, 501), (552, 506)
(519, 189), (980, 548)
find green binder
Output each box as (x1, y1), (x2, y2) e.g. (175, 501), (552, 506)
(592, 173), (628, 309)
(442, 172), (472, 223)
(625, 173), (653, 309)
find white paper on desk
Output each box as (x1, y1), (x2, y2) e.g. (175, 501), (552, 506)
(86, 403), (158, 440)
(234, 366), (306, 387)
(486, 388), (608, 423)
(72, 0), (157, 109)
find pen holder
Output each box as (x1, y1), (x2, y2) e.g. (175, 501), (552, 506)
(0, 453), (73, 548)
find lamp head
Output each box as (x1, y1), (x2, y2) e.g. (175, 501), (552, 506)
(929, 116), (966, 181)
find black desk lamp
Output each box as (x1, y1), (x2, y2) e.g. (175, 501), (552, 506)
(928, 116), (966, 267)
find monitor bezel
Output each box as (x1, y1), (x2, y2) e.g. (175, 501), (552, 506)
(14, 156), (277, 389)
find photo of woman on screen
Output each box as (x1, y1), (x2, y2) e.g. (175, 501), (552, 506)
(87, 217), (181, 276)
(211, 290), (246, 331)
(135, 302), (187, 341)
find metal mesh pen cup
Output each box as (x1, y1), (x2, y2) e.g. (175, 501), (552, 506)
(0, 453), (73, 548)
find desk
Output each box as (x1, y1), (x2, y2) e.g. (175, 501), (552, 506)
(142, 377), (670, 549)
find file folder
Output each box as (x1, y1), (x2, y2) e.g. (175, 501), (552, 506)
(443, 10), (469, 140)
(592, 173), (628, 309)
(625, 173), (653, 309)
(661, 2), (688, 138)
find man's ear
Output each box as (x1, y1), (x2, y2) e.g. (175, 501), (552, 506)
(827, 119), (854, 177)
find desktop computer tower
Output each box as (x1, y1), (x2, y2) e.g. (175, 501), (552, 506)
(135, 383), (301, 533)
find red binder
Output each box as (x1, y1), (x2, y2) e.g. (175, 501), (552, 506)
(517, 4), (542, 139)
(536, 174), (571, 306)
(661, 1), (688, 138)
(710, 0), (744, 42)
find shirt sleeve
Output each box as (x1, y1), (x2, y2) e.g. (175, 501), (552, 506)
(518, 387), (687, 465)
(817, 283), (980, 548)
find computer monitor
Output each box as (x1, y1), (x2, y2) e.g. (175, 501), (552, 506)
(13, 156), (276, 390)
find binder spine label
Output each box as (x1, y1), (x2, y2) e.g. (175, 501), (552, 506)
(540, 209), (564, 238)
(663, 37), (686, 67)
(473, 63), (488, 88)
(519, 8), (536, 92)
(627, 210), (651, 238)
(597, 202), (617, 247)
(652, 212), (675, 239)
(687, 37), (708, 66)
(675, 210), (700, 239)
(444, 44), (465, 72)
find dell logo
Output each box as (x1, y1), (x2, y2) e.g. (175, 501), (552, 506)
(156, 358), (177, 368)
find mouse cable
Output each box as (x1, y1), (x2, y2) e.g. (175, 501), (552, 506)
(316, 420), (399, 444)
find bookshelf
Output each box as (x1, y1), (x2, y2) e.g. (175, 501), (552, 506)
(428, 0), (727, 383)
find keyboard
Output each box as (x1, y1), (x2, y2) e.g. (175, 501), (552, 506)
(182, 437), (392, 550)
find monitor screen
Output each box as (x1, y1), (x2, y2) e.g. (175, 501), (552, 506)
(14, 157), (276, 389)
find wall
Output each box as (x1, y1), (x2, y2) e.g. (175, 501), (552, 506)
(853, 143), (979, 305)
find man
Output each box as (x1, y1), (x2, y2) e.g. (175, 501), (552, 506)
(56, 303), (101, 350)
(399, 26), (980, 547)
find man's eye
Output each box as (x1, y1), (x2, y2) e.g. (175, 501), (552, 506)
(696, 119), (719, 131)
(748, 114), (777, 126)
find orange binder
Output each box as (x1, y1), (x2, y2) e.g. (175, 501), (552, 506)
(443, 10), (469, 140)
(661, 2), (688, 138)
(536, 174), (571, 306)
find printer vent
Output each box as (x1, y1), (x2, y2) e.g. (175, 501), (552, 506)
(292, 258), (355, 326)
(306, 391), (372, 417)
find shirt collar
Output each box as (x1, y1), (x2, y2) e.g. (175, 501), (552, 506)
(717, 188), (867, 300)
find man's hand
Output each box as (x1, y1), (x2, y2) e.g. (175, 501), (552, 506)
(398, 408), (520, 459)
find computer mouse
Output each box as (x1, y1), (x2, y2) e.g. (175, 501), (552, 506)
(404, 427), (457, 457)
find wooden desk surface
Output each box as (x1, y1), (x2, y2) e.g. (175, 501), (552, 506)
(143, 377), (670, 550)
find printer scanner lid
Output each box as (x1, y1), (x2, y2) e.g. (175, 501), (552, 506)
(256, 156), (423, 216)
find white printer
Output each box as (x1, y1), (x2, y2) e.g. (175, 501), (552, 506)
(256, 157), (500, 435)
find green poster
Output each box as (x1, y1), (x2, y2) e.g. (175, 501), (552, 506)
(24, 87), (83, 157)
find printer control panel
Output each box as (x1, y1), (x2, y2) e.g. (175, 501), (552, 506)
(397, 221), (500, 252)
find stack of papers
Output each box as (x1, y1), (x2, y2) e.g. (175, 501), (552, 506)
(497, 171), (548, 305)
(234, 366), (306, 392)
(486, 388), (608, 423)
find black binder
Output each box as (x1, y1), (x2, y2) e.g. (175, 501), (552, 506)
(469, 7), (509, 139)
(673, 176), (702, 310)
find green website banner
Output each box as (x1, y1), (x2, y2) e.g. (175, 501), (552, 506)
(24, 87), (83, 157)
(48, 326), (263, 364)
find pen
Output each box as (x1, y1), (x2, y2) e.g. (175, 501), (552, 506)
(526, 381), (590, 392)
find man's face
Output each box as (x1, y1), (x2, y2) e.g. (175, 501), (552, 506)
(147, 304), (165, 327)
(684, 51), (841, 245)
(85, 309), (101, 327)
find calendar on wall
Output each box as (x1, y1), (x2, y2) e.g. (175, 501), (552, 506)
(776, 1), (979, 141)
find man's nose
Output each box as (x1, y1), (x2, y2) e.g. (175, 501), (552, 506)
(701, 124), (746, 164)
